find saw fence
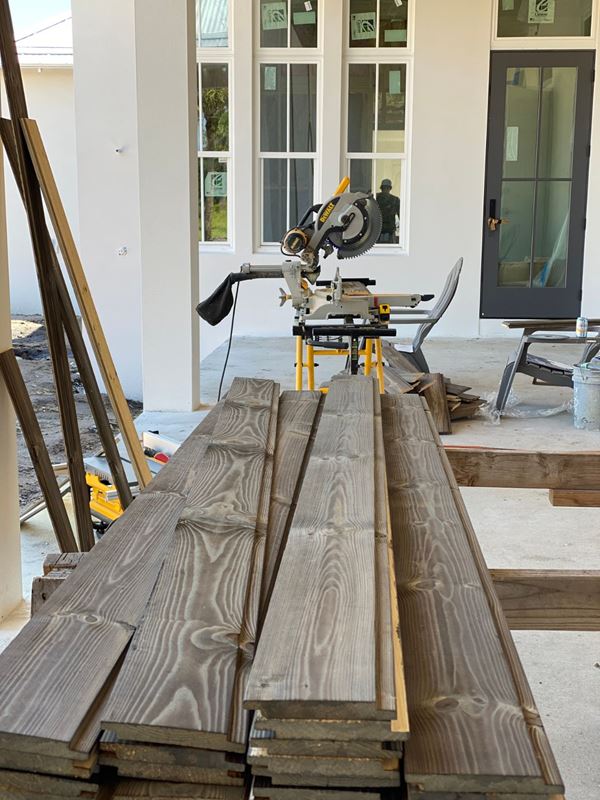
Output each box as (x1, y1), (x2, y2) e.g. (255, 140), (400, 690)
(1, 375), (594, 799)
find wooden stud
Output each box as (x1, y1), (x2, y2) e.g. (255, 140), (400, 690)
(548, 488), (600, 507)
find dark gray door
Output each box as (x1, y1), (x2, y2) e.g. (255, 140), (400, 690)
(481, 51), (594, 319)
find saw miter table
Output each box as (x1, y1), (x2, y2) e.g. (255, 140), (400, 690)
(197, 177), (433, 391)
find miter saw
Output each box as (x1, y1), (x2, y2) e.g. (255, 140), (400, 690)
(196, 178), (432, 386)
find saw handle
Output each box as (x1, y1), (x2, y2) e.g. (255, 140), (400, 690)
(334, 176), (350, 195)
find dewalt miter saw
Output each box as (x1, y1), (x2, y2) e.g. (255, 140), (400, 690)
(196, 178), (432, 387)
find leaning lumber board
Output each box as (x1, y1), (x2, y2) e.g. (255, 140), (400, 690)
(246, 376), (390, 720)
(0, 5), (94, 550)
(382, 393), (563, 795)
(548, 488), (600, 507)
(110, 783), (245, 799)
(21, 118), (151, 489)
(491, 569), (600, 631)
(381, 341), (421, 373)
(445, 447), (600, 490)
(252, 713), (405, 742)
(0, 349), (78, 552)
(260, 390), (322, 619)
(103, 379), (279, 751)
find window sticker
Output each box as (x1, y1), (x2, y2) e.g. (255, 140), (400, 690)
(262, 2), (288, 31)
(293, 10), (316, 25)
(304, 1), (313, 9)
(351, 12), (377, 41)
(389, 70), (402, 94)
(205, 171), (227, 197)
(264, 65), (278, 90)
(384, 29), (407, 42)
(528, 0), (555, 24)
(505, 127), (519, 162)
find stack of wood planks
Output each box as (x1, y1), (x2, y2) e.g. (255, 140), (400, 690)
(381, 341), (484, 434)
(0, 376), (564, 800)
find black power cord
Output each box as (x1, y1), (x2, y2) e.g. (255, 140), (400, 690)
(217, 275), (241, 402)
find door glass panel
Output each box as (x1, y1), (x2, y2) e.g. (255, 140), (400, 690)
(349, 159), (373, 192)
(377, 64), (406, 154)
(533, 181), (570, 288)
(349, 0), (377, 48)
(263, 159), (287, 242)
(538, 67), (577, 179)
(289, 159), (314, 224)
(348, 64), (376, 152)
(503, 67), (540, 179)
(497, 181), (535, 288)
(197, 0), (228, 47)
(379, 0), (408, 47)
(497, 0), (592, 38)
(290, 64), (317, 152)
(260, 64), (287, 151)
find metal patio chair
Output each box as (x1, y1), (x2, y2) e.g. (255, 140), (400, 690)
(389, 257), (463, 372)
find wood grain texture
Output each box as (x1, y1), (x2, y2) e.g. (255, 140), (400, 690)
(31, 571), (72, 616)
(445, 447), (600, 490)
(260, 391), (322, 620)
(0, 5), (94, 550)
(0, 349), (78, 552)
(21, 118), (151, 489)
(0, 768), (99, 796)
(103, 379), (278, 751)
(381, 341), (421, 373)
(110, 782), (245, 799)
(407, 791), (565, 800)
(246, 376), (386, 720)
(253, 713), (405, 742)
(419, 374), (452, 435)
(43, 553), (86, 575)
(548, 488), (600, 507)
(253, 770), (400, 788)
(0, 488), (187, 757)
(381, 393), (563, 794)
(0, 117), (133, 511)
(248, 747), (399, 779)
(100, 733), (242, 769)
(382, 365), (415, 395)
(252, 782), (382, 800)
(99, 756), (245, 785)
(491, 569), (600, 631)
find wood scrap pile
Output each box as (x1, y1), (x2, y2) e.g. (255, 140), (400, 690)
(0, 377), (564, 800)
(381, 341), (484, 434)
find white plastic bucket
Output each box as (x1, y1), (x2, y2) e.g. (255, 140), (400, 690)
(573, 363), (600, 430)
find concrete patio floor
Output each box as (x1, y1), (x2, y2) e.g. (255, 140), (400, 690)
(1, 336), (599, 799)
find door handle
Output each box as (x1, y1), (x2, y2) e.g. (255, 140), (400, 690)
(487, 216), (509, 232)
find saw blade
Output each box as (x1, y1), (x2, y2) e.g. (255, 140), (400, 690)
(328, 196), (382, 259)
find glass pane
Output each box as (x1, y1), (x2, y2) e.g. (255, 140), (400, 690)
(291, 0), (318, 47)
(377, 64), (406, 153)
(538, 66), (577, 179)
(349, 159), (373, 193)
(379, 0), (408, 47)
(261, 64), (287, 152)
(261, 0), (289, 47)
(200, 158), (228, 242)
(290, 159), (314, 224)
(348, 64), (376, 152)
(375, 160), (402, 243)
(201, 64), (229, 151)
(349, 0), (377, 48)
(497, 181), (535, 288)
(502, 67), (540, 179)
(498, 0), (592, 38)
(198, 0), (228, 47)
(263, 159), (287, 242)
(533, 181), (571, 288)
(290, 64), (317, 152)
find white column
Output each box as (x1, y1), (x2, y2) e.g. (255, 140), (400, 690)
(0, 128), (22, 618)
(135, 0), (200, 412)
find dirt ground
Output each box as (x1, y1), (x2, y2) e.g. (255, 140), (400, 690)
(11, 315), (142, 510)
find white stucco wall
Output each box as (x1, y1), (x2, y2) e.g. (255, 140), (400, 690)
(3, 68), (78, 314)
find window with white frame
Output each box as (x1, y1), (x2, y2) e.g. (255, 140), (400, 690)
(257, 1), (320, 245)
(197, 0), (231, 244)
(344, 0), (409, 248)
